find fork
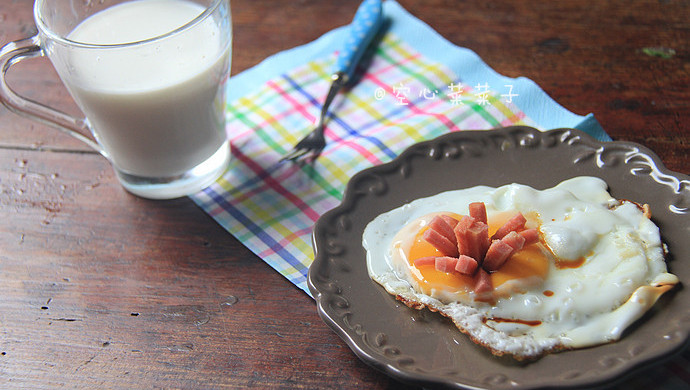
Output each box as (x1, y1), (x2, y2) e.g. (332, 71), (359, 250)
(280, 0), (383, 163)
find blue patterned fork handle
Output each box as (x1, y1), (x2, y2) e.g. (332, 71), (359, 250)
(322, 0), (383, 108)
(336, 0), (384, 83)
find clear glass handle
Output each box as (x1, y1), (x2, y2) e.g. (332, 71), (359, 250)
(0, 35), (105, 155)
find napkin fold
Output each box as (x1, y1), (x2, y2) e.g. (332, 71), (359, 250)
(191, 0), (610, 296)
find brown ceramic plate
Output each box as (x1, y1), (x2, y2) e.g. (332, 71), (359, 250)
(308, 126), (689, 390)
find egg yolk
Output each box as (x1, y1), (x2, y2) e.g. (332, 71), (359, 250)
(407, 211), (550, 297)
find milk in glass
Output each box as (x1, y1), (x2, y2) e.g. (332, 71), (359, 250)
(56, 0), (230, 178)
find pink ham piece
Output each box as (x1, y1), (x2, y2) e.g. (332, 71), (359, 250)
(519, 228), (540, 245)
(434, 256), (459, 273)
(429, 215), (458, 246)
(501, 231), (526, 253)
(455, 255), (478, 275)
(413, 255), (477, 276)
(440, 215), (460, 229)
(466, 221), (489, 262)
(423, 228), (459, 257)
(455, 215), (475, 233)
(468, 202), (487, 224)
(454, 215), (476, 257)
(454, 215), (475, 231)
(474, 268), (493, 293)
(491, 212), (527, 240)
(413, 256), (436, 268)
(454, 215), (490, 262)
(483, 239), (514, 271)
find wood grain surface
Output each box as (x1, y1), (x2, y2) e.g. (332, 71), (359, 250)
(0, 0), (687, 388)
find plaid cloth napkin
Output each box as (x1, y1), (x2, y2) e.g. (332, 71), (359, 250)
(190, 1), (689, 387)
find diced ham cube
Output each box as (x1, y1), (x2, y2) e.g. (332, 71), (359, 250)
(466, 221), (489, 262)
(491, 213), (527, 240)
(454, 215), (476, 257)
(423, 228), (459, 257)
(440, 215), (459, 229)
(429, 215), (457, 245)
(469, 202), (487, 224)
(455, 215), (475, 233)
(474, 269), (493, 293)
(455, 255), (478, 275)
(435, 256), (458, 273)
(501, 231), (526, 253)
(483, 239), (514, 271)
(519, 228), (540, 245)
(413, 256), (436, 268)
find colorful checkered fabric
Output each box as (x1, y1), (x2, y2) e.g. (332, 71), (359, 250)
(191, 34), (536, 295)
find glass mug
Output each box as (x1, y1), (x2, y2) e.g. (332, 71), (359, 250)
(0, 0), (232, 199)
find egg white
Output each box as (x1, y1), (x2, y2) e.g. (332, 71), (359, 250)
(363, 176), (679, 359)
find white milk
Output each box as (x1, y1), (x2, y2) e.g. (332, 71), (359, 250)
(59, 0), (230, 178)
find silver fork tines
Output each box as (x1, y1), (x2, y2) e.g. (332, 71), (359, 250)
(279, 119), (327, 162)
(280, 72), (345, 163)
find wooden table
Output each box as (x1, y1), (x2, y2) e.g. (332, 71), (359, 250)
(1, 0), (687, 388)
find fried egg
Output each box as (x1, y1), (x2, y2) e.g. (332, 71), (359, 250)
(363, 176), (679, 359)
